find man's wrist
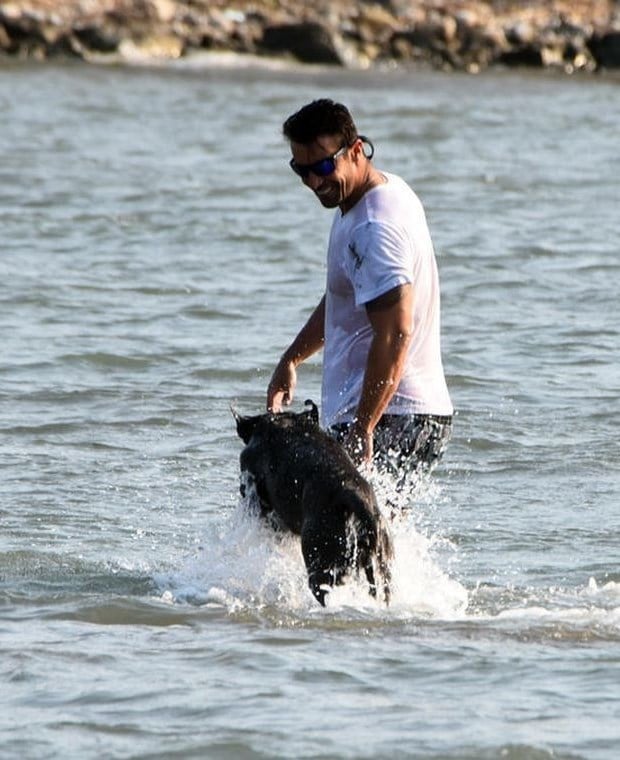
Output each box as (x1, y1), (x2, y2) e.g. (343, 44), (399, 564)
(351, 416), (374, 436)
(279, 350), (299, 369)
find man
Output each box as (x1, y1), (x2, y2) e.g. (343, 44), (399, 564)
(267, 99), (453, 488)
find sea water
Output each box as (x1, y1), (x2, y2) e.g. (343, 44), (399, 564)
(1, 58), (619, 759)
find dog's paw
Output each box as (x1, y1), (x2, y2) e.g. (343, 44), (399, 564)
(310, 583), (329, 607)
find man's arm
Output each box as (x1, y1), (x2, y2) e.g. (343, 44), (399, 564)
(267, 295), (326, 412)
(346, 283), (413, 463)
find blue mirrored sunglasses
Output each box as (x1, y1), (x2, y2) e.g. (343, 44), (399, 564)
(289, 136), (374, 179)
(289, 144), (347, 179)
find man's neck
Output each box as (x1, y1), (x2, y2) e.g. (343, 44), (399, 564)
(340, 165), (387, 215)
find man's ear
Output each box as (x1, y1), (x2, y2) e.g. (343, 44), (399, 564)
(351, 137), (365, 164)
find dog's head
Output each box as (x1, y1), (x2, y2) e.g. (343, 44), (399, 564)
(232, 399), (319, 444)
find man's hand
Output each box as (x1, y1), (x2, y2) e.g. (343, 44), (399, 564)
(267, 358), (297, 412)
(344, 422), (373, 466)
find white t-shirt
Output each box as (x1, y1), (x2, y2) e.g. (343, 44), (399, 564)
(321, 171), (453, 428)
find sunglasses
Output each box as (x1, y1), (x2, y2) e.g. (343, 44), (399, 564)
(289, 144), (348, 179)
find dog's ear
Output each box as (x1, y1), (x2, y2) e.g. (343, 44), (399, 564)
(303, 399), (319, 424)
(231, 406), (259, 443)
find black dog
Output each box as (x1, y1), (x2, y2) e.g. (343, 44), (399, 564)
(233, 400), (393, 607)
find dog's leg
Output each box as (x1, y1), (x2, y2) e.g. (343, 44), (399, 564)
(301, 523), (348, 607)
(364, 563), (378, 599)
(308, 574), (328, 607)
(348, 509), (393, 607)
(344, 514), (379, 601)
(376, 523), (393, 605)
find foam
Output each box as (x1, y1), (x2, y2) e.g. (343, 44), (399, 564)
(155, 474), (469, 622)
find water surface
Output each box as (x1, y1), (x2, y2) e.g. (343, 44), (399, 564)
(1, 58), (619, 759)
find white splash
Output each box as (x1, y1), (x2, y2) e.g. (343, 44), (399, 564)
(155, 473), (469, 622)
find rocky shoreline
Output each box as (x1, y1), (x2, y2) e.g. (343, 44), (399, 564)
(1, 0), (620, 74)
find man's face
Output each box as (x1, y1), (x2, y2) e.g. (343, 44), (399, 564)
(289, 135), (355, 209)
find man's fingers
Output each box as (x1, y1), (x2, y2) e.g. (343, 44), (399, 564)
(267, 393), (282, 413)
(267, 362), (296, 412)
(267, 389), (292, 413)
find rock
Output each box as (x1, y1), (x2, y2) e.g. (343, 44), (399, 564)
(390, 14), (505, 72)
(390, 21), (446, 64)
(73, 24), (119, 53)
(354, 3), (398, 47)
(462, 25), (506, 71)
(150, 0), (176, 23)
(118, 33), (183, 60)
(505, 21), (536, 46)
(260, 21), (344, 65)
(0, 0), (618, 74)
(0, 24), (11, 50)
(498, 44), (544, 68)
(588, 30), (620, 68)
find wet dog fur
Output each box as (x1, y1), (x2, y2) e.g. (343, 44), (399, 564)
(233, 400), (392, 606)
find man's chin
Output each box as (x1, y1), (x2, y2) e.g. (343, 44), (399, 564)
(315, 192), (339, 208)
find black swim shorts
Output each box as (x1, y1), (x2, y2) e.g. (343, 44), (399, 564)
(329, 413), (453, 489)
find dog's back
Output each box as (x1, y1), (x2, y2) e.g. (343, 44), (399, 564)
(234, 402), (393, 606)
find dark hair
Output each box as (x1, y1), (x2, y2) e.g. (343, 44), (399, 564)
(282, 99), (359, 146)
